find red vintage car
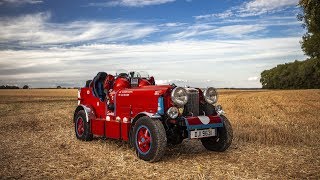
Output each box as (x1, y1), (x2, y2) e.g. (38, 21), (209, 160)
(74, 70), (233, 162)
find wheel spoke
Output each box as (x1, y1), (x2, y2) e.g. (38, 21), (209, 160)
(138, 130), (144, 137)
(144, 130), (149, 138)
(145, 137), (150, 143)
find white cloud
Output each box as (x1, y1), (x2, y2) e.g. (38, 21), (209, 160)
(0, 12), (302, 48)
(195, 0), (299, 20)
(169, 24), (214, 39)
(0, 0), (42, 6)
(169, 24), (265, 39)
(0, 3), (305, 88)
(160, 22), (186, 27)
(248, 76), (259, 81)
(194, 10), (233, 20)
(155, 79), (188, 85)
(0, 37), (305, 88)
(239, 0), (299, 17)
(88, 0), (176, 7)
(0, 13), (158, 46)
(212, 25), (265, 37)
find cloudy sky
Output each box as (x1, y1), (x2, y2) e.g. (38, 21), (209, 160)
(0, 0), (305, 88)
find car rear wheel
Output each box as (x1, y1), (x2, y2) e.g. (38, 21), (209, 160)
(133, 116), (167, 162)
(201, 115), (233, 151)
(75, 110), (93, 141)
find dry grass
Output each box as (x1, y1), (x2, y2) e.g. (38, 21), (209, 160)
(0, 89), (319, 179)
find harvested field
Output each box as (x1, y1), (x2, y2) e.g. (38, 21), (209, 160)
(0, 89), (319, 179)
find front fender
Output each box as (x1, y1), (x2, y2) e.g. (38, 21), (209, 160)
(131, 112), (161, 124)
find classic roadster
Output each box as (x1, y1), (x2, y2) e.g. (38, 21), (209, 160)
(74, 70), (233, 162)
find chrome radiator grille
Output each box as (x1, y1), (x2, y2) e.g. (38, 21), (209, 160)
(185, 88), (199, 116)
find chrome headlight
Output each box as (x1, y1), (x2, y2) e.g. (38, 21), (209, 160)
(203, 87), (218, 104)
(171, 87), (188, 107)
(167, 107), (179, 119)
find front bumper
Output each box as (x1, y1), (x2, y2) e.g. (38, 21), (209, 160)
(183, 115), (223, 130)
(181, 115), (223, 138)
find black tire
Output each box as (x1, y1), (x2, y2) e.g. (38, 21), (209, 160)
(201, 115), (233, 152)
(75, 110), (93, 141)
(133, 116), (167, 162)
(203, 103), (216, 116)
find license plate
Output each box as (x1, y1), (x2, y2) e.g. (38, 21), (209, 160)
(190, 129), (216, 139)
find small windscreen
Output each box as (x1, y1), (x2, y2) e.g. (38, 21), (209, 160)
(116, 69), (128, 77)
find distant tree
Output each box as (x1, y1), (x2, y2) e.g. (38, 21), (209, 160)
(23, 85), (29, 89)
(57, 86), (62, 89)
(10, 85), (19, 89)
(0, 85), (19, 89)
(298, 0), (320, 58)
(260, 58), (320, 89)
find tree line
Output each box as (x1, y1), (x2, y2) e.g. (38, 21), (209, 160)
(260, 0), (320, 89)
(260, 58), (320, 89)
(0, 85), (29, 89)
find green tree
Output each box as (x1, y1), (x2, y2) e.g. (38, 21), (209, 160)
(23, 85), (29, 89)
(260, 58), (320, 89)
(298, 0), (320, 58)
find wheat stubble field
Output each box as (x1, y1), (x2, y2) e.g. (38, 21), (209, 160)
(0, 89), (319, 179)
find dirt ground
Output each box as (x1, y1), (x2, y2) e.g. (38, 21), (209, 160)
(0, 89), (319, 179)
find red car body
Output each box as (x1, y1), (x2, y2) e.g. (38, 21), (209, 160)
(74, 71), (232, 162)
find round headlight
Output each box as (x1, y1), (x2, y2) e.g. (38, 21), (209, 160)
(167, 107), (179, 119)
(171, 87), (188, 107)
(203, 87), (218, 104)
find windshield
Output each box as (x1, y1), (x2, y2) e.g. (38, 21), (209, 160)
(115, 69), (129, 77)
(133, 71), (149, 78)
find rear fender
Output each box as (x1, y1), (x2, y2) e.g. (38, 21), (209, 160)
(74, 105), (96, 122)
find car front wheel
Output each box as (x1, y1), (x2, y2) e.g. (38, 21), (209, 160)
(133, 116), (167, 162)
(201, 115), (233, 151)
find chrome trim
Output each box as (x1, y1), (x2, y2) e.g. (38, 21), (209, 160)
(215, 105), (225, 115)
(77, 90), (81, 105)
(217, 109), (225, 115)
(185, 88), (199, 116)
(130, 112), (161, 123)
(78, 105), (95, 122)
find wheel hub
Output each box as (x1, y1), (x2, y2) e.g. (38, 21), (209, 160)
(137, 127), (151, 153)
(77, 117), (84, 136)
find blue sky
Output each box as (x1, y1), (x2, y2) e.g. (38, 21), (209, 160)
(0, 0), (305, 88)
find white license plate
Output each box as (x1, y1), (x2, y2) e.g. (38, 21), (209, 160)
(190, 129), (216, 139)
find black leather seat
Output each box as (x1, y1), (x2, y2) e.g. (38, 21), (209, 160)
(93, 72), (107, 101)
